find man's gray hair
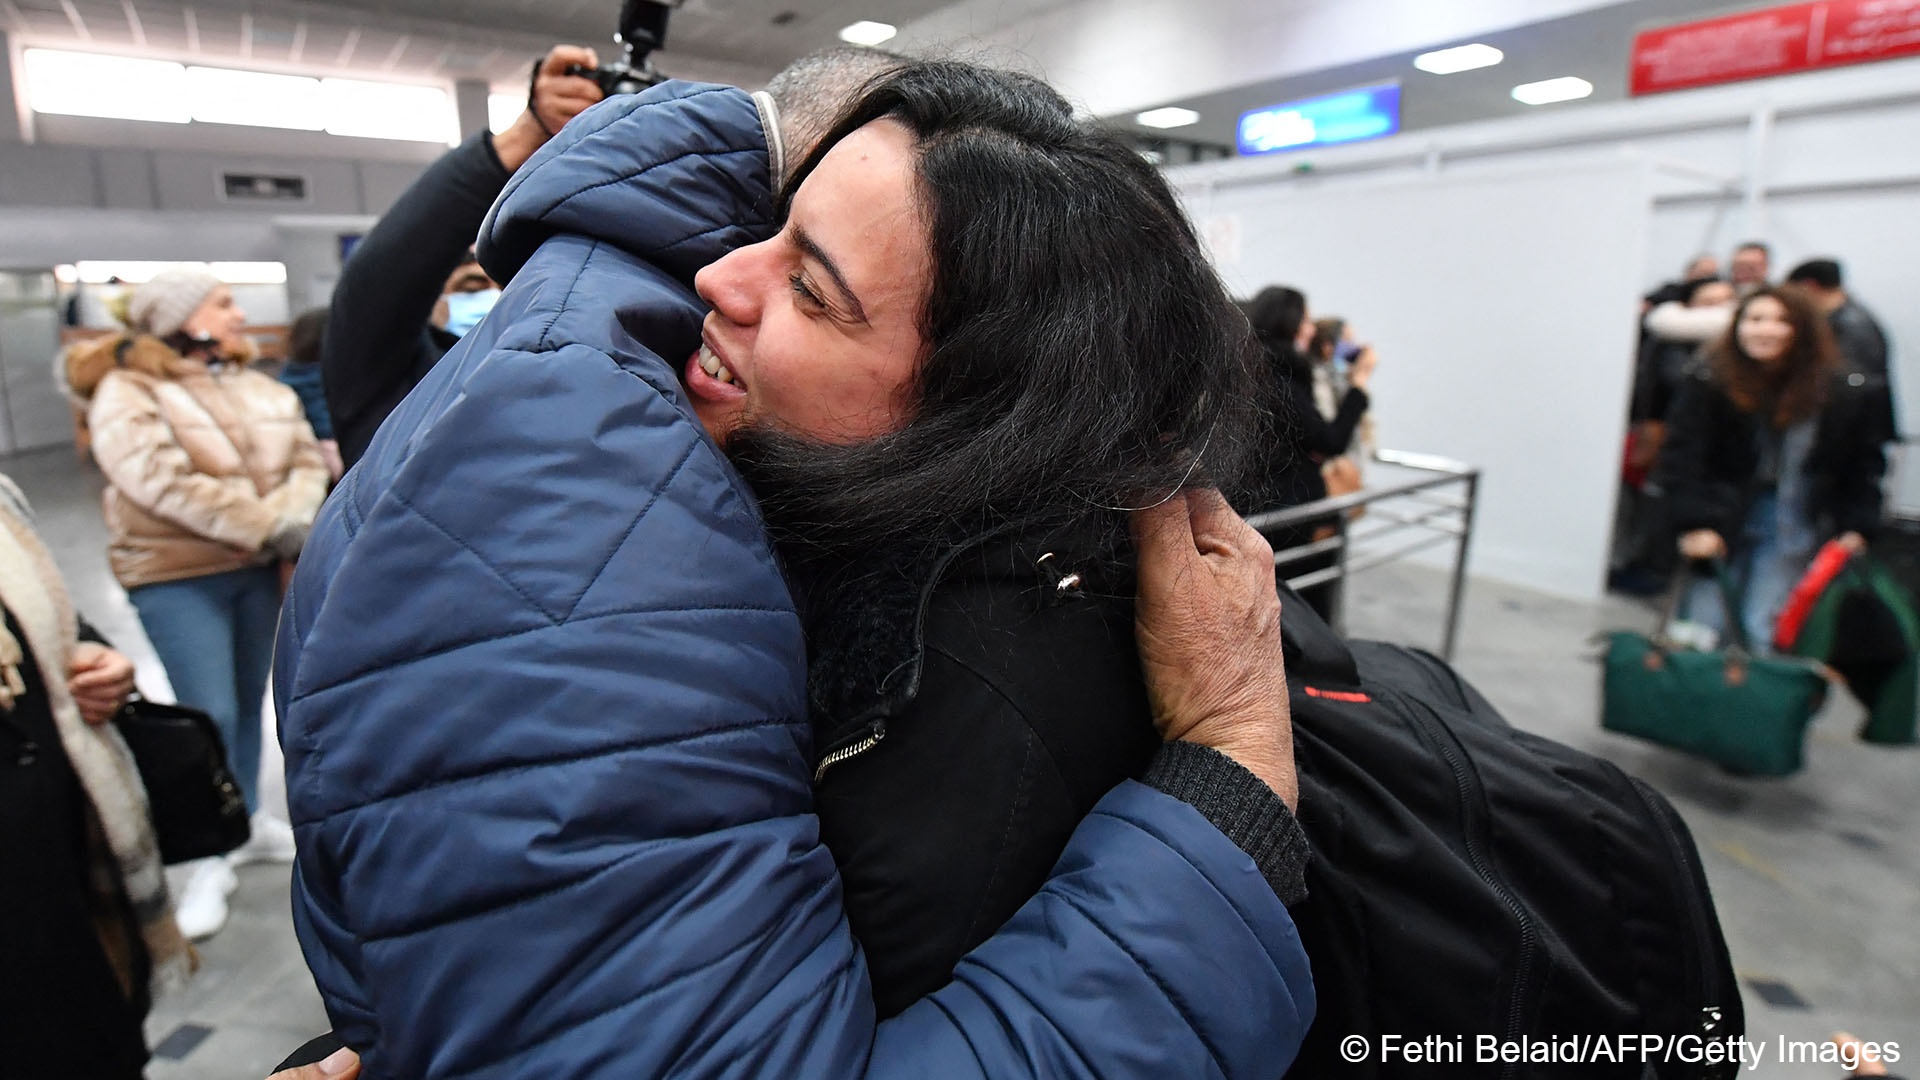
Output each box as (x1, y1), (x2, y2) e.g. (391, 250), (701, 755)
(764, 46), (909, 182)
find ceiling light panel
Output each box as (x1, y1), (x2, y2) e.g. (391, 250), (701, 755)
(1136, 106), (1200, 129)
(320, 78), (456, 142)
(1413, 43), (1504, 75)
(839, 21), (897, 46)
(23, 48), (190, 122)
(188, 66), (326, 130)
(1510, 76), (1594, 105)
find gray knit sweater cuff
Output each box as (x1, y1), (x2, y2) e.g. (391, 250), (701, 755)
(1143, 741), (1310, 906)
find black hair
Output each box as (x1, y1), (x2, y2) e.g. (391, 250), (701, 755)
(725, 60), (1263, 704)
(1735, 240), (1770, 258)
(1785, 258), (1843, 290)
(1244, 285), (1308, 370)
(288, 308), (327, 367)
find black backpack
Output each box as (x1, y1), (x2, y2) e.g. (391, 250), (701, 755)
(1279, 590), (1743, 1078)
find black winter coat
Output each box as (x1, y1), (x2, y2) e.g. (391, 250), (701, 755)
(1658, 368), (1887, 546)
(323, 132), (509, 467)
(1241, 353), (1369, 518)
(0, 612), (148, 1079)
(1829, 300), (1898, 442)
(808, 530), (1163, 1018)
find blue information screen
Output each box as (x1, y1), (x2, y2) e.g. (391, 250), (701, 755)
(1237, 82), (1402, 155)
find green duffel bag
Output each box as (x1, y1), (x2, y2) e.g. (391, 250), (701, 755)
(1603, 566), (1829, 776)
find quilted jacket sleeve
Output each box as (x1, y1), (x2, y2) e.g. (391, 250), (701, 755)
(88, 371), (280, 551)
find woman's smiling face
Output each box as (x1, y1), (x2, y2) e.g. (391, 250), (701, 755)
(686, 118), (932, 445)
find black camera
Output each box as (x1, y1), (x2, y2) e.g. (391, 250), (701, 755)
(567, 0), (676, 96)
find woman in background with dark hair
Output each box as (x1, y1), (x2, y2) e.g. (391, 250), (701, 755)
(280, 309), (343, 481)
(1239, 285), (1377, 619)
(1660, 284), (1885, 647)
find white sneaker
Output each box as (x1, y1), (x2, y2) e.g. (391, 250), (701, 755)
(227, 812), (298, 867)
(174, 857), (238, 941)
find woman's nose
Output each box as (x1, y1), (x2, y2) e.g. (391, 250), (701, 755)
(694, 241), (773, 326)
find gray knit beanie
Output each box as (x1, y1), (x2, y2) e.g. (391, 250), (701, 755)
(128, 265), (224, 338)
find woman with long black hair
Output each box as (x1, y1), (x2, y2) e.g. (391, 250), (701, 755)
(1239, 285), (1378, 618)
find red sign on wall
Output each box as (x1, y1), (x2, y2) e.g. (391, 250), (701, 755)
(1630, 0), (1920, 95)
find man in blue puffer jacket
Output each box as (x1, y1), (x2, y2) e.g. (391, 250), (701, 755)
(276, 76), (1313, 1079)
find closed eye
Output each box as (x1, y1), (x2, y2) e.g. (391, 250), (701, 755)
(789, 272), (826, 311)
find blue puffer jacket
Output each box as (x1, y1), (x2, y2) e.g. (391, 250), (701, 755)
(276, 81), (1312, 1079)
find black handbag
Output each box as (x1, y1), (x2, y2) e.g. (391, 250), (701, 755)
(116, 696), (251, 864)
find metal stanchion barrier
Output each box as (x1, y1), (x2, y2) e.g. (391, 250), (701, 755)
(1246, 449), (1481, 661)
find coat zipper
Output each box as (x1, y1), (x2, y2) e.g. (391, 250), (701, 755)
(1384, 686), (1539, 1080)
(814, 719), (885, 782)
(807, 522), (1031, 784)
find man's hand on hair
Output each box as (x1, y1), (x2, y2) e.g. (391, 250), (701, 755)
(1131, 488), (1298, 810)
(495, 46), (606, 171)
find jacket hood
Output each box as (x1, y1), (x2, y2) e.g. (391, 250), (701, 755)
(61, 334), (193, 405)
(478, 81), (781, 287)
(61, 333), (258, 406)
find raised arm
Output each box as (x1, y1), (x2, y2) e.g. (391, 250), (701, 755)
(323, 46), (602, 463)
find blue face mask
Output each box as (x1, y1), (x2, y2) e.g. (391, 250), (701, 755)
(444, 288), (501, 337)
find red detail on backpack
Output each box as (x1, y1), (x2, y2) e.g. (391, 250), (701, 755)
(1304, 686), (1371, 704)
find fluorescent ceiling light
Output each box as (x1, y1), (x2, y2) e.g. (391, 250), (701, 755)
(23, 49), (189, 123)
(72, 260), (285, 285)
(321, 78), (457, 142)
(1137, 106), (1200, 129)
(188, 67), (325, 130)
(1413, 43), (1504, 75)
(489, 92), (524, 135)
(208, 262), (290, 285)
(839, 20), (898, 46)
(1511, 76), (1594, 105)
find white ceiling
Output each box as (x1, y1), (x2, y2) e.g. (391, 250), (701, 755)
(0, 0), (1751, 139)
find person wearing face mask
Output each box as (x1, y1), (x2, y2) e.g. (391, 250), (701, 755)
(273, 62), (1311, 1080)
(62, 266), (329, 942)
(321, 45), (604, 470)
(1658, 285), (1886, 648)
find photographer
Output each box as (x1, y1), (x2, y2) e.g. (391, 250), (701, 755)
(323, 46), (604, 468)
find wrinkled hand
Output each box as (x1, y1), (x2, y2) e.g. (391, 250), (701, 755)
(1679, 528), (1726, 561)
(268, 1047), (360, 1080)
(495, 45), (605, 170)
(67, 643), (135, 726)
(1131, 488), (1298, 810)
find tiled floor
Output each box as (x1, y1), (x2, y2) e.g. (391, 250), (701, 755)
(7, 443), (1914, 1079)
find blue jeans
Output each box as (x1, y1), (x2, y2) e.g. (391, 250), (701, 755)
(128, 566), (281, 812)
(1683, 492), (1816, 653)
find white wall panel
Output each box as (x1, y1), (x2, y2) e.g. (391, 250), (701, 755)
(1184, 160), (1651, 599)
